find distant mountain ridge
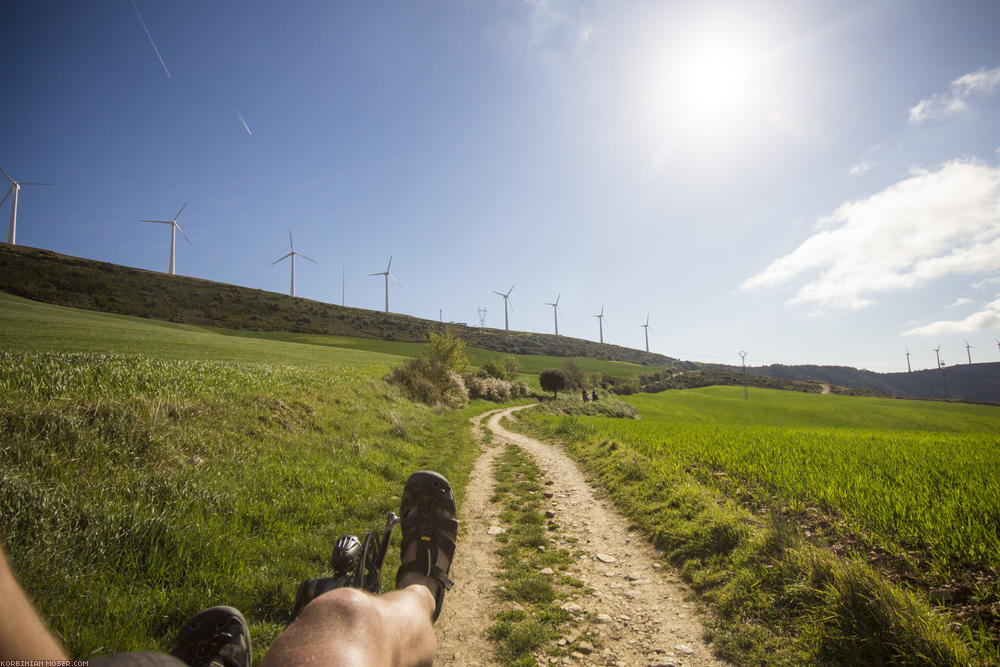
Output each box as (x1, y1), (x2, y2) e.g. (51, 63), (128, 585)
(2, 244), (996, 403)
(750, 363), (1000, 405)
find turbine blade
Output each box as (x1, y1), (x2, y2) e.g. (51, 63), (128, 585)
(173, 202), (187, 221)
(508, 284), (516, 296)
(0, 167), (13, 184)
(272, 252), (292, 264)
(175, 223), (192, 245)
(0, 186), (11, 209)
(493, 291), (504, 297)
(19, 182), (54, 186)
(386, 255), (392, 272)
(389, 272), (400, 286)
(141, 219), (172, 224)
(299, 253), (318, 264)
(288, 229), (294, 250)
(369, 272), (383, 277)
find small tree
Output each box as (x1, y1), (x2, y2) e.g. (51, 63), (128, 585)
(539, 368), (568, 399)
(481, 358), (508, 380)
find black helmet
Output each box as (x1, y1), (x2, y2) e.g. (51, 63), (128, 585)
(330, 535), (361, 574)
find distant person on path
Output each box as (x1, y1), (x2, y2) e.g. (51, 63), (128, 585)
(592, 388), (599, 402)
(582, 388), (589, 402)
(0, 471), (457, 667)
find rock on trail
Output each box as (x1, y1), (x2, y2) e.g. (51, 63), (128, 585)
(435, 406), (727, 666)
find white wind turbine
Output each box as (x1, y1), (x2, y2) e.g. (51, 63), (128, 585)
(545, 293), (563, 336)
(271, 229), (317, 297)
(594, 304), (605, 344)
(2, 167), (53, 245)
(493, 285), (515, 331)
(369, 255), (399, 313)
(141, 202), (190, 275)
(640, 314), (650, 353)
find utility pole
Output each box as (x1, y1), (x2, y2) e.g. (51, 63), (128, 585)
(477, 307), (487, 327)
(341, 263), (345, 306)
(738, 351), (749, 401)
(440, 308), (443, 323)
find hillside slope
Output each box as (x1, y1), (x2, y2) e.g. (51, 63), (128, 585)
(0, 244), (681, 367)
(753, 363), (1000, 404)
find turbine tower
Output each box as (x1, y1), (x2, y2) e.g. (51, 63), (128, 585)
(271, 229), (317, 297)
(965, 339), (974, 365)
(493, 285), (515, 331)
(369, 255), (399, 313)
(640, 314), (650, 353)
(905, 348), (911, 373)
(2, 167), (54, 245)
(594, 304), (605, 344)
(738, 350), (749, 401)
(141, 202), (190, 275)
(933, 346), (942, 369)
(545, 293), (562, 336)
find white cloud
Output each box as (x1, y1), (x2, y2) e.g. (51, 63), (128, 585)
(741, 158), (1000, 310)
(848, 159), (876, 176)
(947, 297), (973, 308)
(909, 66), (1000, 124)
(902, 295), (1000, 335)
(973, 276), (1000, 289)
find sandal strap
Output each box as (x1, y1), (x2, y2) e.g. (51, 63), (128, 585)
(396, 560), (454, 590)
(401, 513), (459, 536)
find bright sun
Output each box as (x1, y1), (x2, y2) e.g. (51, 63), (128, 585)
(635, 26), (767, 141)
(677, 42), (752, 120)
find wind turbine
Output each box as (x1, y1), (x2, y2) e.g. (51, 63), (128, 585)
(594, 304), (605, 344)
(493, 285), (515, 331)
(965, 339), (974, 365)
(996, 338), (1000, 354)
(271, 229), (317, 297)
(933, 345), (942, 369)
(545, 293), (563, 336)
(2, 167), (53, 245)
(141, 202), (190, 275)
(640, 314), (650, 353)
(369, 255), (399, 313)
(905, 348), (912, 373)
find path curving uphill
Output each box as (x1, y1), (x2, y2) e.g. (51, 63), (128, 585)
(435, 406), (727, 666)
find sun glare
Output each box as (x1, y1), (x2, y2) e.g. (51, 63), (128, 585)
(633, 21), (771, 147)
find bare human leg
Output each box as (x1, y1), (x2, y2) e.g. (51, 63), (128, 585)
(0, 545), (69, 661)
(261, 584), (436, 667)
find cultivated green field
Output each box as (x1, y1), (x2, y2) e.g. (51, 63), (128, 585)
(610, 388), (1000, 574)
(513, 387), (1000, 663)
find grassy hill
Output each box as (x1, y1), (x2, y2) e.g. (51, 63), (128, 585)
(0, 244), (682, 367)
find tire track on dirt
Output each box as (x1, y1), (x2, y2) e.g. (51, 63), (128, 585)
(434, 409), (506, 666)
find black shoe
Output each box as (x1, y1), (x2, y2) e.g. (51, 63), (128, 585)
(169, 606), (251, 667)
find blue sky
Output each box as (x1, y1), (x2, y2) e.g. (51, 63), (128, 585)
(2, 0), (999, 372)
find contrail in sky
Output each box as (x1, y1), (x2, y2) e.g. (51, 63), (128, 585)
(236, 108), (253, 135)
(129, 0), (171, 79)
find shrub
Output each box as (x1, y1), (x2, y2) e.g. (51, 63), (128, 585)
(387, 329), (470, 409)
(482, 358), (508, 380)
(539, 369), (568, 399)
(466, 375), (531, 402)
(561, 358), (585, 389)
(500, 355), (521, 379)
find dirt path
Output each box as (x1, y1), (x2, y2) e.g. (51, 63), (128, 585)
(436, 406), (727, 667)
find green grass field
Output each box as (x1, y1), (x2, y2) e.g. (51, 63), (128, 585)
(0, 292), (655, 382)
(512, 387), (1000, 663)
(0, 293), (488, 660)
